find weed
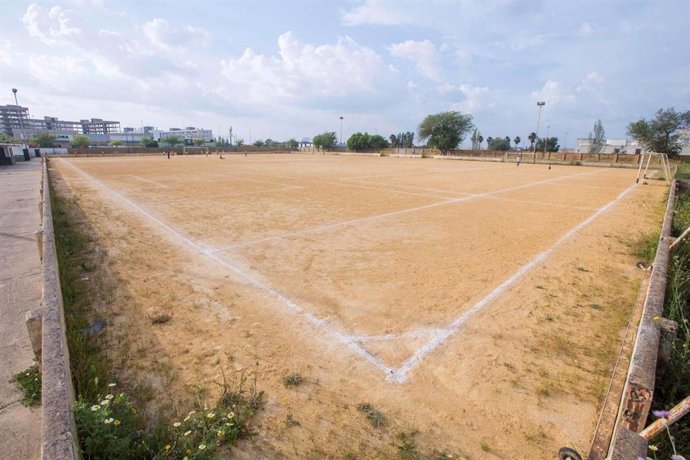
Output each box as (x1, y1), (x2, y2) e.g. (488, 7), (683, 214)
(537, 382), (553, 397)
(357, 403), (386, 428)
(283, 372), (303, 387)
(634, 231), (659, 264)
(12, 363), (41, 406)
(480, 441), (490, 452)
(285, 413), (300, 427)
(396, 432), (419, 459)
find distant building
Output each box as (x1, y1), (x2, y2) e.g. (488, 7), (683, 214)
(575, 138), (645, 155)
(0, 105), (30, 136)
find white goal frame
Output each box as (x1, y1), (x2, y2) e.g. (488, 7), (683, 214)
(636, 152), (672, 184)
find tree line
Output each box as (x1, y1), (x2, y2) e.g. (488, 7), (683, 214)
(309, 107), (688, 155)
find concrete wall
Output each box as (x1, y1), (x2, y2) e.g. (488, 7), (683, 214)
(37, 159), (79, 459)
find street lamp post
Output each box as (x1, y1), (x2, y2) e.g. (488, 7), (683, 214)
(339, 116), (343, 146)
(564, 131), (568, 152)
(544, 125), (550, 153)
(12, 88), (25, 142)
(534, 101), (545, 161)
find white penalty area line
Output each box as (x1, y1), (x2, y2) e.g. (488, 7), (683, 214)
(59, 159), (396, 377)
(213, 168), (608, 252)
(125, 175), (170, 188)
(387, 182), (638, 383)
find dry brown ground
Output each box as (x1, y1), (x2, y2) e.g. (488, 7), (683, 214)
(49, 154), (668, 459)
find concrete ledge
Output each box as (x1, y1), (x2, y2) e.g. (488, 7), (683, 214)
(39, 158), (79, 459)
(606, 180), (677, 458)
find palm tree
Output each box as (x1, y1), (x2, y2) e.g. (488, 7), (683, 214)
(514, 136), (521, 151)
(478, 135), (483, 150)
(528, 132), (537, 151)
(487, 137), (493, 150)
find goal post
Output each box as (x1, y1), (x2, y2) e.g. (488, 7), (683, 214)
(635, 152), (672, 184)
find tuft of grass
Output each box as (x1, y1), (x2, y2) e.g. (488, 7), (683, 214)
(397, 433), (418, 459)
(633, 231), (659, 264)
(285, 412), (300, 428)
(480, 441), (490, 452)
(357, 403), (386, 428)
(12, 363), (41, 406)
(282, 372), (303, 387)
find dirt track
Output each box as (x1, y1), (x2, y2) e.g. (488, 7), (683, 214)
(50, 154), (667, 458)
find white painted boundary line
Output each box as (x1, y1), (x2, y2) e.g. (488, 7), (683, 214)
(388, 183), (638, 383)
(214, 168), (607, 252)
(125, 175), (170, 188)
(59, 159), (396, 377)
(58, 159), (635, 384)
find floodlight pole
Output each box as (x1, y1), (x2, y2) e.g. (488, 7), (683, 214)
(564, 131), (568, 151)
(12, 88), (25, 142)
(534, 101), (545, 162)
(544, 125), (550, 153)
(339, 116), (343, 146)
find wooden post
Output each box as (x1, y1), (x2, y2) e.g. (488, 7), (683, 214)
(669, 225), (690, 252)
(640, 396), (690, 441)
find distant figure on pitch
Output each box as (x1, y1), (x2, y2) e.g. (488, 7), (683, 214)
(219, 154), (225, 159)
(166, 150), (170, 159)
(548, 163), (552, 170)
(516, 155), (521, 167)
(244, 152), (247, 157)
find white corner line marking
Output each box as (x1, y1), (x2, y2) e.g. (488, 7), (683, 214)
(387, 182), (638, 383)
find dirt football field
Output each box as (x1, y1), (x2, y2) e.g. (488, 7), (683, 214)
(50, 153), (668, 458)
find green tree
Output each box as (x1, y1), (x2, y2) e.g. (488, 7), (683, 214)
(162, 135), (182, 147)
(471, 129), (483, 150)
(140, 136), (158, 148)
(31, 133), (57, 147)
(235, 138), (245, 148)
(287, 138), (299, 149)
(487, 136), (511, 151)
(528, 132), (537, 150)
(0, 133), (19, 143)
(589, 119), (606, 154)
(627, 108), (690, 154)
(389, 131), (414, 148)
(535, 137), (560, 152)
(418, 111), (474, 154)
(313, 132), (337, 151)
(347, 133), (390, 151)
(72, 134), (91, 148)
(193, 137), (205, 147)
(514, 136), (521, 150)
(109, 140), (123, 148)
(253, 139), (265, 147)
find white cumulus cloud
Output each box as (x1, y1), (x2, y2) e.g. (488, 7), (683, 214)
(143, 18), (211, 50)
(218, 32), (391, 108)
(341, 0), (406, 26)
(388, 39), (441, 81)
(23, 4), (83, 45)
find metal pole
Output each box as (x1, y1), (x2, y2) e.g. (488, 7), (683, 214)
(12, 88), (25, 142)
(340, 116), (343, 146)
(533, 101), (545, 162)
(544, 125), (550, 153)
(564, 131), (568, 151)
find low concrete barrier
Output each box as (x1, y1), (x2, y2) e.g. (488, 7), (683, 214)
(33, 158), (79, 459)
(605, 180), (678, 459)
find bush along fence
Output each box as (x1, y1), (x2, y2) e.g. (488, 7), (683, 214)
(605, 179), (690, 459)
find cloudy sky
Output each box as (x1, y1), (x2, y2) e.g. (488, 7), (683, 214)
(1, 0), (688, 146)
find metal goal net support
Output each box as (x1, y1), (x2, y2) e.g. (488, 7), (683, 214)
(635, 152), (673, 184)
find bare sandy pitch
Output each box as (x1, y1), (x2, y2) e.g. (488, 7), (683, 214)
(50, 154), (667, 458)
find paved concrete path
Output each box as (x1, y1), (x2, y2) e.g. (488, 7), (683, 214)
(0, 159), (43, 459)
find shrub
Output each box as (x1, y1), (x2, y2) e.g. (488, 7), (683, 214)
(12, 363), (41, 406)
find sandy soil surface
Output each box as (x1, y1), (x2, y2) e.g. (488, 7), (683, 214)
(50, 154), (667, 458)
